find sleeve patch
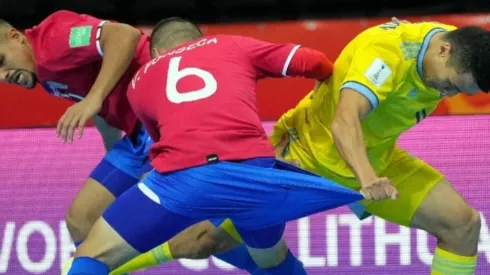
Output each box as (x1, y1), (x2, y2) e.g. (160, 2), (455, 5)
(69, 26), (93, 48)
(364, 58), (392, 88)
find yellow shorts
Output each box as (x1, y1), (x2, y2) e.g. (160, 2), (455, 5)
(284, 142), (444, 227)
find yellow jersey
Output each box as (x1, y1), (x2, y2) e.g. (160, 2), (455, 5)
(273, 21), (457, 178)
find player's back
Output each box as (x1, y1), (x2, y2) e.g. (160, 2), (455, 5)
(299, 21), (456, 177)
(129, 35), (283, 172)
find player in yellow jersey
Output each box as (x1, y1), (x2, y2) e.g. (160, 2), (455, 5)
(270, 20), (490, 275)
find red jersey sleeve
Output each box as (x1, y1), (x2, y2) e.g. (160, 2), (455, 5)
(231, 35), (299, 78)
(34, 10), (109, 70)
(231, 35), (333, 80)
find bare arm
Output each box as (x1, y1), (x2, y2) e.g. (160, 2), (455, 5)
(56, 22), (142, 142)
(88, 22), (142, 102)
(92, 115), (122, 152)
(331, 89), (377, 185)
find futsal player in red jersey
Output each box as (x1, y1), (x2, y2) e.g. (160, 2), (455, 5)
(0, 11), (276, 274)
(1, 8), (152, 252)
(67, 17), (363, 275)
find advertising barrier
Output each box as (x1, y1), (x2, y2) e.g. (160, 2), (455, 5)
(1, 116), (489, 274)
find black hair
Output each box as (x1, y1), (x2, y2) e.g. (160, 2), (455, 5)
(150, 17), (202, 55)
(444, 26), (490, 92)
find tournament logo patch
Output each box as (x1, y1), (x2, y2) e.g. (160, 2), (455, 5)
(69, 26), (92, 48)
(364, 58), (392, 88)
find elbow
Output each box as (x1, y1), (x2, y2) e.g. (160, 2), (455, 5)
(305, 48), (333, 81)
(311, 55), (334, 81)
(292, 47), (333, 80)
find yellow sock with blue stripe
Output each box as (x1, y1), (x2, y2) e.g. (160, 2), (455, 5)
(431, 247), (477, 275)
(110, 242), (173, 275)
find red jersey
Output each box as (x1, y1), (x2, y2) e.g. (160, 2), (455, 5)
(25, 10), (151, 136)
(128, 35), (332, 172)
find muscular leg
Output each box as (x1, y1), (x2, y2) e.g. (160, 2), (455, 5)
(63, 126), (152, 275)
(68, 183), (201, 274)
(235, 223), (306, 274)
(63, 127), (256, 274)
(363, 149), (481, 275)
(112, 219), (257, 275)
(62, 161), (141, 275)
(98, 157), (359, 275)
(410, 179), (480, 274)
(169, 220), (239, 259)
(66, 170), (257, 275)
(65, 178), (116, 243)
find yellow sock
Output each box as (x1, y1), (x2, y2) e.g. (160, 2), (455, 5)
(61, 257), (74, 275)
(219, 218), (244, 243)
(110, 242), (173, 275)
(431, 247), (477, 275)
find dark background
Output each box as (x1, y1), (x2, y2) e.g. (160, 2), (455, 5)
(0, 0), (487, 28)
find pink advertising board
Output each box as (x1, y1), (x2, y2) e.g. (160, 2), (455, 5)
(0, 115), (489, 274)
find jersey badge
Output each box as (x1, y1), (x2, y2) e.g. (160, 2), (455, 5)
(364, 58), (392, 88)
(69, 26), (92, 48)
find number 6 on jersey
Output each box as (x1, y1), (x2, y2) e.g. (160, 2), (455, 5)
(166, 56), (218, 103)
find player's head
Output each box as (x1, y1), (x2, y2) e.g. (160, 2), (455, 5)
(0, 19), (37, 89)
(150, 17), (203, 58)
(424, 26), (490, 97)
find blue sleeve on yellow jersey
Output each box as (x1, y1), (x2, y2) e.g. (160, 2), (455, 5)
(342, 81), (382, 109)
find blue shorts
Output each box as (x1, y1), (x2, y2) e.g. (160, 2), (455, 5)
(103, 157), (363, 252)
(89, 125), (153, 197)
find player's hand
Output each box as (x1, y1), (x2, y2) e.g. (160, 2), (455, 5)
(57, 96), (103, 143)
(274, 134), (301, 167)
(360, 177), (398, 201)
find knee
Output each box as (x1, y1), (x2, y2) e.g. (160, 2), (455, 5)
(169, 225), (218, 259)
(443, 207), (481, 242)
(248, 239), (288, 268)
(461, 209), (481, 237)
(173, 234), (216, 260)
(191, 235), (218, 259)
(65, 205), (96, 238)
(65, 206), (80, 230)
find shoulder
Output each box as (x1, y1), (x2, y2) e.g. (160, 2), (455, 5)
(418, 22), (457, 32)
(358, 27), (404, 60)
(347, 32), (405, 82)
(38, 10), (85, 28)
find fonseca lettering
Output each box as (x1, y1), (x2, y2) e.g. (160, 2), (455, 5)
(160, 37), (218, 60)
(134, 37), (219, 89)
